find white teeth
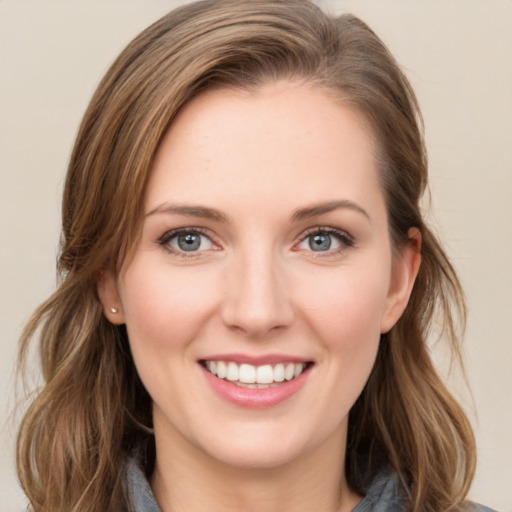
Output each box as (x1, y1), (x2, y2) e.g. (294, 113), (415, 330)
(273, 363), (285, 382)
(226, 362), (239, 381)
(256, 365), (274, 384)
(216, 361), (227, 379)
(235, 382), (258, 389)
(239, 364), (256, 383)
(204, 360), (308, 384)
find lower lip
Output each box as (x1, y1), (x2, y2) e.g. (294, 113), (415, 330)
(201, 365), (311, 409)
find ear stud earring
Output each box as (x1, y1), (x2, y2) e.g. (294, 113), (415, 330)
(109, 307), (119, 314)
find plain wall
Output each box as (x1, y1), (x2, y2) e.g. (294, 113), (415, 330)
(1, 1), (511, 510)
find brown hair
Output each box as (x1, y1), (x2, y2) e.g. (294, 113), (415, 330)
(17, 1), (475, 510)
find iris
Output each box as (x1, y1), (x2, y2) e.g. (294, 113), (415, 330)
(309, 233), (332, 251)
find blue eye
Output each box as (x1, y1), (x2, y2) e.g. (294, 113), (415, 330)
(159, 229), (214, 254)
(308, 233), (333, 251)
(297, 228), (354, 254)
(175, 233), (203, 251)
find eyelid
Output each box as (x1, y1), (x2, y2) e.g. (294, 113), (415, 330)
(156, 225), (355, 258)
(294, 226), (356, 255)
(158, 227), (220, 258)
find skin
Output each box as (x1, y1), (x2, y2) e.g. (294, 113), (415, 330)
(98, 82), (421, 512)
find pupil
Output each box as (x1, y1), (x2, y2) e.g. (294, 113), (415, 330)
(178, 233), (201, 251)
(310, 234), (331, 251)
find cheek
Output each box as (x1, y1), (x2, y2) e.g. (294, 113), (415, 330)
(117, 261), (223, 421)
(297, 263), (391, 348)
(287, 263), (390, 439)
(119, 262), (219, 352)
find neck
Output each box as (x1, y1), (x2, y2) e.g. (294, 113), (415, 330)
(150, 422), (361, 512)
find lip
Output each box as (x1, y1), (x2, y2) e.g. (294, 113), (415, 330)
(199, 359), (313, 409)
(200, 353), (311, 365)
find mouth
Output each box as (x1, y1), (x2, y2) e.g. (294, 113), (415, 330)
(199, 359), (314, 389)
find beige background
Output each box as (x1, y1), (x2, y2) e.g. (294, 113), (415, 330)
(1, 1), (511, 510)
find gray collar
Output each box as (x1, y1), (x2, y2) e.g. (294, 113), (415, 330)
(126, 458), (162, 512)
(125, 457), (497, 512)
(125, 458), (404, 512)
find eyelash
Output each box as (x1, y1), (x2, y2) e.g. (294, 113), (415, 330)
(157, 227), (216, 259)
(157, 226), (356, 258)
(295, 227), (356, 257)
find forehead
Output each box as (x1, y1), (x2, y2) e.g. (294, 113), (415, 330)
(145, 82), (383, 218)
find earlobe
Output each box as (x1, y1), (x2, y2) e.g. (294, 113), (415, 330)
(96, 270), (126, 325)
(380, 228), (422, 334)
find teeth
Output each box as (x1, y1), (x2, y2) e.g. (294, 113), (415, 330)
(204, 360), (307, 384)
(216, 361), (227, 379)
(285, 363), (295, 381)
(226, 362), (239, 381)
(256, 365), (273, 384)
(274, 363), (285, 382)
(239, 364), (256, 383)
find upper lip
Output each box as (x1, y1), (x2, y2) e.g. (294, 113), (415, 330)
(199, 353), (313, 366)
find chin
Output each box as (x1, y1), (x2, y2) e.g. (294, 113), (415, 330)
(195, 418), (339, 471)
(204, 439), (303, 470)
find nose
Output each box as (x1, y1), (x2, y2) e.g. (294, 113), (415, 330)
(220, 248), (294, 338)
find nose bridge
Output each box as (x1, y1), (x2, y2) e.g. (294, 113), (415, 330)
(222, 243), (293, 337)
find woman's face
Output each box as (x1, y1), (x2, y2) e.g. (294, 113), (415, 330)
(99, 82), (419, 469)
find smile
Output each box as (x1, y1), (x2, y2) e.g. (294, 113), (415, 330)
(199, 357), (314, 408)
(201, 360), (309, 389)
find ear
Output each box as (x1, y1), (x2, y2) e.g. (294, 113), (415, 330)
(96, 270), (126, 325)
(380, 228), (422, 334)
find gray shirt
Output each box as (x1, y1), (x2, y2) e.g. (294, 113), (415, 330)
(125, 458), (497, 512)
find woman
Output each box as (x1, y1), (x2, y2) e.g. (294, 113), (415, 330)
(16, 1), (497, 511)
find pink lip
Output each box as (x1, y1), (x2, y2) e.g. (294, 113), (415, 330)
(200, 353), (310, 365)
(200, 364), (312, 409)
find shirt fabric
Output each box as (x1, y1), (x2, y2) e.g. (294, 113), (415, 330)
(125, 458), (497, 512)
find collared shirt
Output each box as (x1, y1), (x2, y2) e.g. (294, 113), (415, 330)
(125, 458), (497, 512)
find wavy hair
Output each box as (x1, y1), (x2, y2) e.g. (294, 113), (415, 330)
(17, 1), (475, 510)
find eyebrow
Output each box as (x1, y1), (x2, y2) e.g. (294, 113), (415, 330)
(291, 200), (370, 222)
(146, 199), (369, 223)
(145, 203), (228, 222)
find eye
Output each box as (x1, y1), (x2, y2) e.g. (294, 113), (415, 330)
(296, 228), (354, 254)
(306, 233), (335, 252)
(159, 228), (216, 254)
